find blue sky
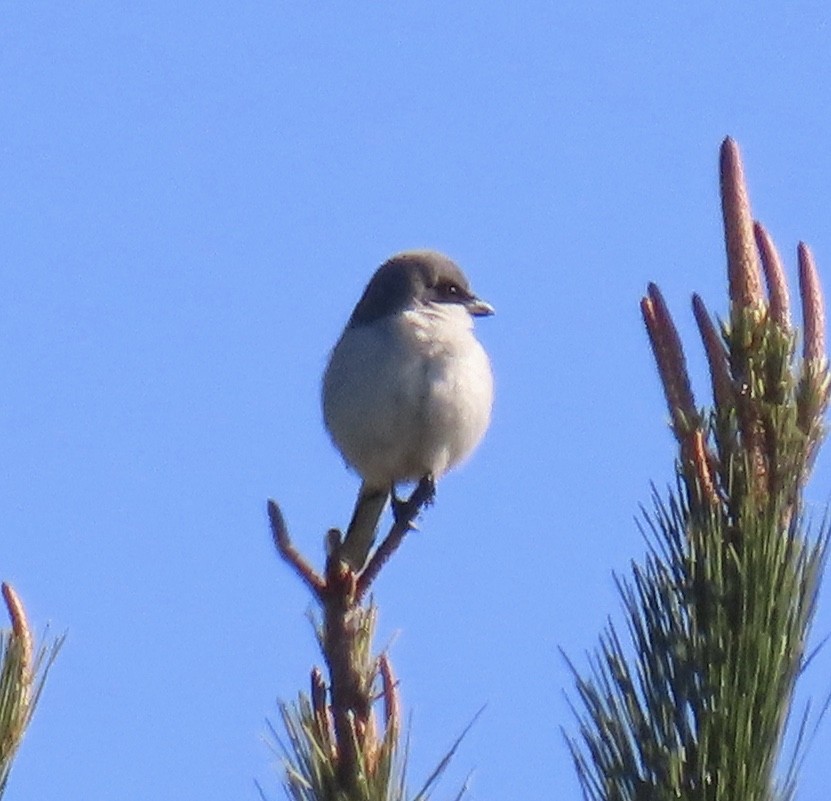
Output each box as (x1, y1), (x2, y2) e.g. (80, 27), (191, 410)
(3, 4), (831, 799)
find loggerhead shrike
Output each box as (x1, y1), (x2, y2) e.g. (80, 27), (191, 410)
(322, 250), (494, 570)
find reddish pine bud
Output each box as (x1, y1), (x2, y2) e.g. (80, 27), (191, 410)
(720, 138), (764, 310)
(754, 222), (791, 328)
(798, 242), (826, 363)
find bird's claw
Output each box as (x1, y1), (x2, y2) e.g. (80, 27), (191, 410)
(420, 474), (437, 506)
(391, 474), (436, 528)
(391, 490), (413, 527)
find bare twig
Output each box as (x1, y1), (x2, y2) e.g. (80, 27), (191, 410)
(267, 499), (326, 599)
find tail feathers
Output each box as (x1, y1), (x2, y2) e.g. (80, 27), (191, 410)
(339, 484), (389, 570)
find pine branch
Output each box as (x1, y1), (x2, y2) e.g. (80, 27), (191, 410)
(266, 476), (467, 801)
(567, 138), (830, 801)
(0, 583), (64, 797)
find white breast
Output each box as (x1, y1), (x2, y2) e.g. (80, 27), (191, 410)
(322, 304), (493, 488)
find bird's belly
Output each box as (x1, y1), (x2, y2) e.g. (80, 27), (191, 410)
(323, 324), (492, 486)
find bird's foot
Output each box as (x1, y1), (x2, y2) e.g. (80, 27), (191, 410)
(417, 473), (436, 507)
(390, 487), (411, 527)
(391, 474), (436, 528)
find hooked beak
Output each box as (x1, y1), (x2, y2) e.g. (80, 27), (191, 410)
(465, 296), (495, 317)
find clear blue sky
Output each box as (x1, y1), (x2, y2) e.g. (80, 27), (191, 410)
(3, 4), (831, 800)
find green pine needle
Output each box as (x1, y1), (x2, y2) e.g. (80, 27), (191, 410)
(568, 164), (831, 800)
(262, 604), (475, 801)
(0, 625), (64, 797)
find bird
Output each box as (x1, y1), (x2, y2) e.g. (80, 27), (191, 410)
(322, 249), (494, 570)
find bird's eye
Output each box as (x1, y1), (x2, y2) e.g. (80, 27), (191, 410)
(437, 281), (461, 300)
